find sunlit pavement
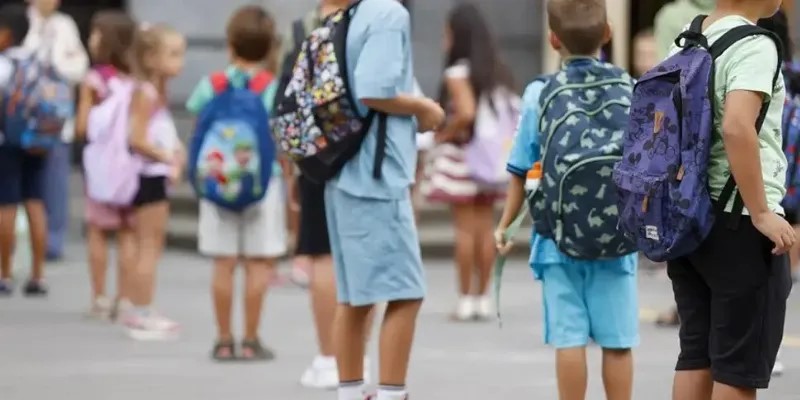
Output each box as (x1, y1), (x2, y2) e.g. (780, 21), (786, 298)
(1, 243), (799, 400)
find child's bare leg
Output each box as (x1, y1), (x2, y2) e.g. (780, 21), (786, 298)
(602, 348), (633, 400)
(243, 257), (273, 341)
(212, 257), (237, 341)
(0, 206), (18, 279)
(116, 228), (137, 300)
(87, 226), (108, 298)
(556, 347), (588, 400)
(379, 299), (423, 385)
(335, 303), (374, 381)
(25, 200), (47, 281)
(310, 255), (337, 356)
(452, 203), (476, 296)
(473, 202), (496, 296)
(672, 370), (713, 400)
(131, 201), (168, 307)
(711, 383), (755, 400)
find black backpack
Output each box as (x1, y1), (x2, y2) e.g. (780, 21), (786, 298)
(270, 1), (387, 184)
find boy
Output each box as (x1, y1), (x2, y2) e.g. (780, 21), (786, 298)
(326, 0), (444, 399)
(495, 1), (639, 399)
(665, 1), (791, 399)
(0, 4), (49, 297)
(186, 5), (287, 361)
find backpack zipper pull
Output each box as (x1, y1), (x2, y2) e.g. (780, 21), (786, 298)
(641, 195), (650, 213)
(676, 165), (685, 181)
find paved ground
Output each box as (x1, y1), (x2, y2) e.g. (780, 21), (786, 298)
(2, 243), (800, 400)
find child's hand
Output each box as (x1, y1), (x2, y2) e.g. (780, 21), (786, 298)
(415, 98), (446, 133)
(753, 211), (797, 255)
(168, 164), (183, 184)
(494, 227), (514, 256)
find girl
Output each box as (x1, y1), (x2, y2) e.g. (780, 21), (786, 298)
(75, 11), (137, 320)
(425, 3), (514, 321)
(122, 24), (186, 340)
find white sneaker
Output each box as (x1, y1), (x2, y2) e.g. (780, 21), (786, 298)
(773, 352), (785, 377)
(475, 295), (493, 320)
(300, 355), (339, 389)
(454, 296), (476, 321)
(87, 296), (112, 320)
(123, 310), (180, 341)
(300, 356), (371, 390)
(111, 298), (133, 323)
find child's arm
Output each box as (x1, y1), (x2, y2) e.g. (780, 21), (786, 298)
(74, 81), (95, 141)
(50, 15), (90, 84)
(494, 80), (545, 254)
(361, 96), (444, 132)
(721, 39), (795, 254)
(128, 88), (171, 163)
(436, 64), (476, 143)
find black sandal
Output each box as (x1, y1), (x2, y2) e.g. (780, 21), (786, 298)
(240, 339), (275, 361)
(211, 340), (236, 362)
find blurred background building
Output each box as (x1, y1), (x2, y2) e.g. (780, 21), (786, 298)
(13, 0), (800, 101)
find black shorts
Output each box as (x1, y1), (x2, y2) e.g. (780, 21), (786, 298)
(784, 209), (798, 225)
(0, 146), (45, 205)
(296, 175), (330, 256)
(667, 210), (792, 389)
(132, 176), (168, 207)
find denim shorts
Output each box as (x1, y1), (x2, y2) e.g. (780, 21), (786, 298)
(325, 185), (426, 306)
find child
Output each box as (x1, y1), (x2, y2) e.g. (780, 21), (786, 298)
(122, 24), (186, 340)
(496, 1), (639, 399)
(74, 10), (137, 320)
(186, 5), (287, 361)
(631, 28), (656, 78)
(323, 0), (444, 399)
(25, 0), (90, 261)
(660, 2), (791, 398)
(0, 4), (48, 297)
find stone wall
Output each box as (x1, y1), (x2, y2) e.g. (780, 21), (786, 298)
(128, 0), (544, 103)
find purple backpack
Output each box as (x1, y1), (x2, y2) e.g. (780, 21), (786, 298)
(613, 16), (782, 262)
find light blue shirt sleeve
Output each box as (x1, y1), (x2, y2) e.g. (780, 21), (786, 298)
(185, 78), (213, 115)
(506, 80), (546, 177)
(353, 10), (409, 100)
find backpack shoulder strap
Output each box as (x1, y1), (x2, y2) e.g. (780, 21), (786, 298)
(292, 19), (306, 49)
(248, 71), (274, 94)
(210, 72), (229, 94)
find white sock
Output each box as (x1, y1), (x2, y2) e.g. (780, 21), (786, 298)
(376, 385), (407, 400)
(338, 380), (364, 400)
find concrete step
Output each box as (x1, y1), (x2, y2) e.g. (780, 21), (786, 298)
(166, 212), (532, 259)
(168, 182), (514, 225)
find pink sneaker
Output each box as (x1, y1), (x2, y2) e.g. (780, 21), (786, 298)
(122, 310), (180, 341)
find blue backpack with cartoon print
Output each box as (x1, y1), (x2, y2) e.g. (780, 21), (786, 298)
(188, 71), (276, 212)
(1, 52), (73, 151)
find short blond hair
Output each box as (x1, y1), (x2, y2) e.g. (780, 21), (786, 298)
(547, 0), (608, 55)
(130, 24), (181, 79)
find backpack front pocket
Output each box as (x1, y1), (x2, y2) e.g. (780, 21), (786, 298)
(613, 168), (670, 248)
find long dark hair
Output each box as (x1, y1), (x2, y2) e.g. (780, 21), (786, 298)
(439, 3), (513, 106)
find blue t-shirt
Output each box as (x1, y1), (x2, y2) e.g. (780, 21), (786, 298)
(332, 0), (417, 200)
(507, 78), (637, 278)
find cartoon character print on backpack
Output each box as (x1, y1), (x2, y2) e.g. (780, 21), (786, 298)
(2, 56), (73, 151)
(274, 9), (364, 160)
(195, 120), (262, 201)
(529, 61), (637, 259)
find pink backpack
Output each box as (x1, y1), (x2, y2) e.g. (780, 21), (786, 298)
(83, 74), (142, 206)
(464, 86), (521, 187)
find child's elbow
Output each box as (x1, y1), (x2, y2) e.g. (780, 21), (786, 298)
(721, 118), (752, 141)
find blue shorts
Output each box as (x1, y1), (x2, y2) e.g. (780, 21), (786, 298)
(325, 185), (426, 306)
(0, 146), (45, 205)
(539, 257), (639, 349)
